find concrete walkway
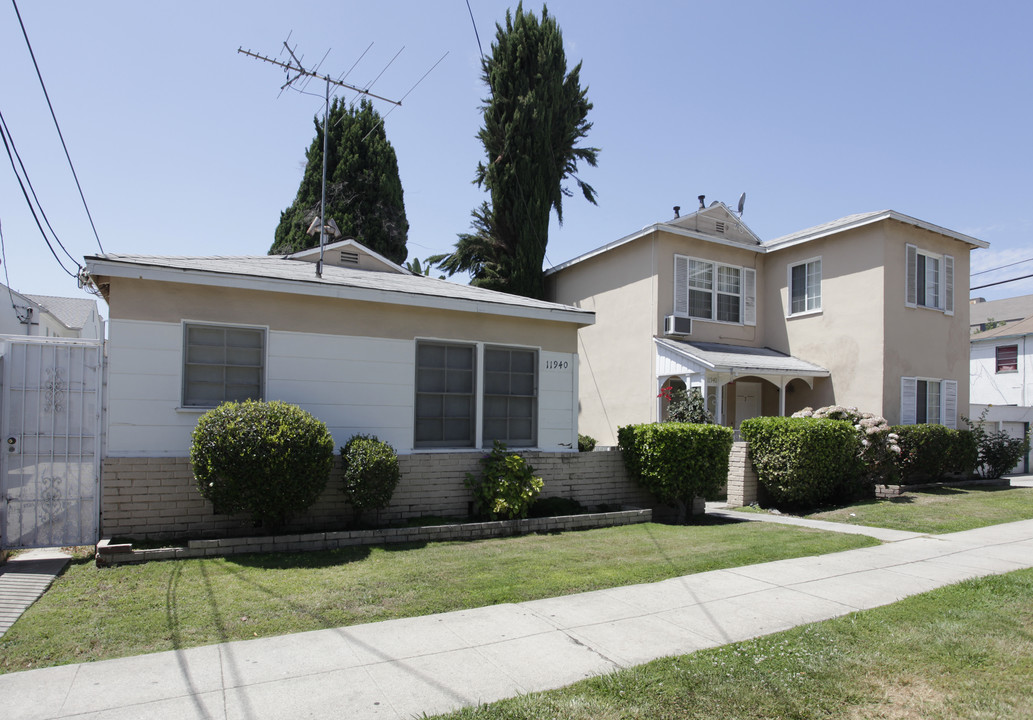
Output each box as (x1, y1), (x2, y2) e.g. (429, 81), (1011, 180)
(0, 549), (70, 638)
(2, 511), (1031, 720)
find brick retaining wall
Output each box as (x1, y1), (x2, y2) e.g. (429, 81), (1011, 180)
(95, 508), (653, 565)
(101, 449), (658, 540)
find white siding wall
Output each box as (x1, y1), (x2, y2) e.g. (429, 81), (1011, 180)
(106, 319), (579, 456)
(971, 336), (1031, 408)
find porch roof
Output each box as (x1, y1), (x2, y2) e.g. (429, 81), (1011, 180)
(655, 338), (830, 378)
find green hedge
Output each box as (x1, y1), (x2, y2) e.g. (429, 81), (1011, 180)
(740, 416), (863, 510)
(191, 400), (335, 528)
(891, 425), (977, 482)
(340, 434), (400, 525)
(617, 422), (733, 522)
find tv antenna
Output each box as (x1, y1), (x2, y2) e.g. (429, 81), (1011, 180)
(238, 41), (402, 277)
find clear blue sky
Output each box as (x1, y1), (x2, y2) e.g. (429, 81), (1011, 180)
(2, 0), (1031, 318)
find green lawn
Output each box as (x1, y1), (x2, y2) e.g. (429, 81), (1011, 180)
(806, 485), (1033, 534)
(0, 521), (876, 674)
(430, 568), (1033, 719)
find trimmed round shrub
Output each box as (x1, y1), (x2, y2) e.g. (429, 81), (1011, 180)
(617, 422), (733, 522)
(740, 416), (863, 510)
(578, 434), (597, 452)
(341, 434), (400, 523)
(891, 425), (975, 482)
(466, 441), (544, 520)
(191, 400), (334, 528)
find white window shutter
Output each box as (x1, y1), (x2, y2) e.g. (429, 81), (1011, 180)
(900, 377), (917, 424)
(743, 267), (757, 326)
(674, 255), (688, 316)
(942, 379), (957, 429)
(905, 244), (918, 307)
(944, 254), (954, 315)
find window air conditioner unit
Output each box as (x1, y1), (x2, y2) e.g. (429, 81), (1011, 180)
(664, 315), (691, 336)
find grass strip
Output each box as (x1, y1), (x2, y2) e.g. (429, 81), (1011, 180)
(431, 568), (1033, 719)
(807, 485), (1033, 533)
(0, 520), (875, 673)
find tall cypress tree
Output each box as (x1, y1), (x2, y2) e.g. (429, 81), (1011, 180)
(435, 3), (598, 299)
(271, 98), (408, 264)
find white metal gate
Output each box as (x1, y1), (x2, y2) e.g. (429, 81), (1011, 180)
(0, 338), (102, 549)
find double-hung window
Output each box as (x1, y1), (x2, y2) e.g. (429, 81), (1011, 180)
(900, 377), (957, 428)
(675, 255), (754, 326)
(182, 323), (265, 408)
(788, 258), (821, 315)
(905, 244), (954, 314)
(996, 345), (1018, 373)
(415, 341), (538, 449)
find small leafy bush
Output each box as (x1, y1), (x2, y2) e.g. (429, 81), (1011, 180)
(340, 434), (400, 524)
(191, 400), (334, 528)
(740, 416), (863, 510)
(660, 386), (713, 424)
(891, 425), (975, 482)
(617, 422), (733, 522)
(793, 405), (901, 488)
(963, 411), (1029, 479)
(466, 441), (544, 520)
(578, 434), (597, 452)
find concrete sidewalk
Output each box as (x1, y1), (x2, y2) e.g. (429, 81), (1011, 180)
(2, 517), (1032, 720)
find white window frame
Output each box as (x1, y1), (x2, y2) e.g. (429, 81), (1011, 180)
(905, 244), (954, 315)
(900, 376), (957, 428)
(674, 254), (756, 327)
(414, 339), (540, 450)
(181, 321), (266, 409)
(787, 257), (822, 317)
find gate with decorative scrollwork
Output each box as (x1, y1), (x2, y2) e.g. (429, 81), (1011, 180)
(0, 338), (102, 549)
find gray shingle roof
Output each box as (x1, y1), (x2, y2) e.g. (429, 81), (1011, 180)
(657, 338), (829, 376)
(969, 293), (1033, 327)
(86, 254), (593, 323)
(22, 294), (96, 330)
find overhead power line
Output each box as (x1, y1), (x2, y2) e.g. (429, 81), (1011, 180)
(11, 0), (105, 254)
(971, 273), (1033, 291)
(971, 256), (1033, 276)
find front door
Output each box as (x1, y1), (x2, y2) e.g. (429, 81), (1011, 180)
(1, 339), (102, 549)
(734, 381), (762, 429)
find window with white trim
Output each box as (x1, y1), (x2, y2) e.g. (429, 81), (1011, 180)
(788, 258), (821, 315)
(414, 341), (538, 449)
(674, 255), (754, 326)
(183, 323), (265, 408)
(900, 377), (957, 428)
(905, 244), (954, 314)
(996, 345), (1018, 373)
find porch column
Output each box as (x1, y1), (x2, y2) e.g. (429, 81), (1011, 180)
(779, 375), (787, 417)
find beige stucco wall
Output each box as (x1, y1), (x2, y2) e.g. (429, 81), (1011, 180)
(880, 222), (972, 425)
(546, 235), (658, 445)
(105, 277), (579, 353)
(764, 224), (888, 416)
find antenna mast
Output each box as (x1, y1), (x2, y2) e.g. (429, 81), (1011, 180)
(238, 42), (402, 277)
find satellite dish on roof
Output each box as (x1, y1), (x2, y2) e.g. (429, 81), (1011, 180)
(737, 192), (747, 216)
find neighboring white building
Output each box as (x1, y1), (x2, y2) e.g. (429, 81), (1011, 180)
(0, 282), (103, 339)
(970, 312), (1032, 473)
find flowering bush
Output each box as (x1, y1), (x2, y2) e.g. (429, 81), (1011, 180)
(793, 405), (900, 487)
(659, 385), (713, 424)
(466, 441), (544, 520)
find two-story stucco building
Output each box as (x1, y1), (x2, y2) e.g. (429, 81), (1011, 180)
(546, 201), (987, 446)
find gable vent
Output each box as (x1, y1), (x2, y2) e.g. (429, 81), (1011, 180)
(339, 251), (360, 265)
(715, 221), (726, 234)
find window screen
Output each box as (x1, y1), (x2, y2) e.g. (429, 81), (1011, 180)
(414, 342), (476, 448)
(183, 324), (264, 407)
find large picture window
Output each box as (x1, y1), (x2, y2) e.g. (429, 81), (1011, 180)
(675, 255), (753, 326)
(483, 347), (538, 447)
(415, 341), (539, 449)
(414, 342), (476, 448)
(789, 258), (821, 315)
(183, 323), (265, 408)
